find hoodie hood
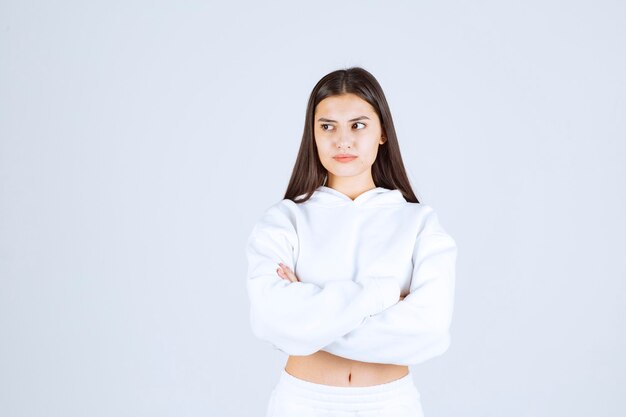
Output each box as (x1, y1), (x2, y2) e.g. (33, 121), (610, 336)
(300, 185), (406, 207)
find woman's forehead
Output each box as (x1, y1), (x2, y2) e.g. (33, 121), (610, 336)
(315, 94), (376, 117)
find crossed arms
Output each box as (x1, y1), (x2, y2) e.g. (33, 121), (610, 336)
(245, 204), (457, 367)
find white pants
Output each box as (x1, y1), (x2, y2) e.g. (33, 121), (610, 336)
(266, 368), (425, 417)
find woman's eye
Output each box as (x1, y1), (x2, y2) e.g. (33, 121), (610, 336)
(353, 122), (366, 129)
(321, 124), (334, 131)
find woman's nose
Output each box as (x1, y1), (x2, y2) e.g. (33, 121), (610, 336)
(336, 129), (354, 148)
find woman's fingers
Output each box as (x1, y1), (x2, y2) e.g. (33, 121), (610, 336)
(280, 264), (298, 283)
(276, 265), (292, 282)
(277, 268), (295, 283)
(277, 262), (300, 283)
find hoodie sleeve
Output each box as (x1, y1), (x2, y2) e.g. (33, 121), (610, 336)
(245, 202), (401, 356)
(321, 206), (458, 366)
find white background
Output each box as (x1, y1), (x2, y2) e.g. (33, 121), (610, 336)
(1, 1), (624, 416)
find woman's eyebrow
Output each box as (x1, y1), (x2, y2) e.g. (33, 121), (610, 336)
(316, 116), (371, 122)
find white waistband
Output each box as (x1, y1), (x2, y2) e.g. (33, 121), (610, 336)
(276, 368), (418, 404)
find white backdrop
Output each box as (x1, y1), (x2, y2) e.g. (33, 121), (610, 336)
(1, 1), (624, 416)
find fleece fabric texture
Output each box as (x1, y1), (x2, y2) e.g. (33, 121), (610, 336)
(245, 185), (458, 366)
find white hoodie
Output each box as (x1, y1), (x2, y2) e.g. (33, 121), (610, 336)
(245, 185), (458, 366)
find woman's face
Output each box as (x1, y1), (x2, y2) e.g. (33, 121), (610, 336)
(313, 93), (386, 187)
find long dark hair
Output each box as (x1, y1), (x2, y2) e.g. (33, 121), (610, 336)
(284, 67), (420, 204)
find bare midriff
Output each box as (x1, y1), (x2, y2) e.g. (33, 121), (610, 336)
(284, 350), (409, 387)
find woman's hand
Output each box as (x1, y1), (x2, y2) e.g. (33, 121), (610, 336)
(277, 262), (300, 283)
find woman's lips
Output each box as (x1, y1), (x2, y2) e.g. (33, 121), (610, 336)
(333, 155), (357, 162)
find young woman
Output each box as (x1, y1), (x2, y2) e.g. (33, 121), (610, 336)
(245, 67), (458, 417)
